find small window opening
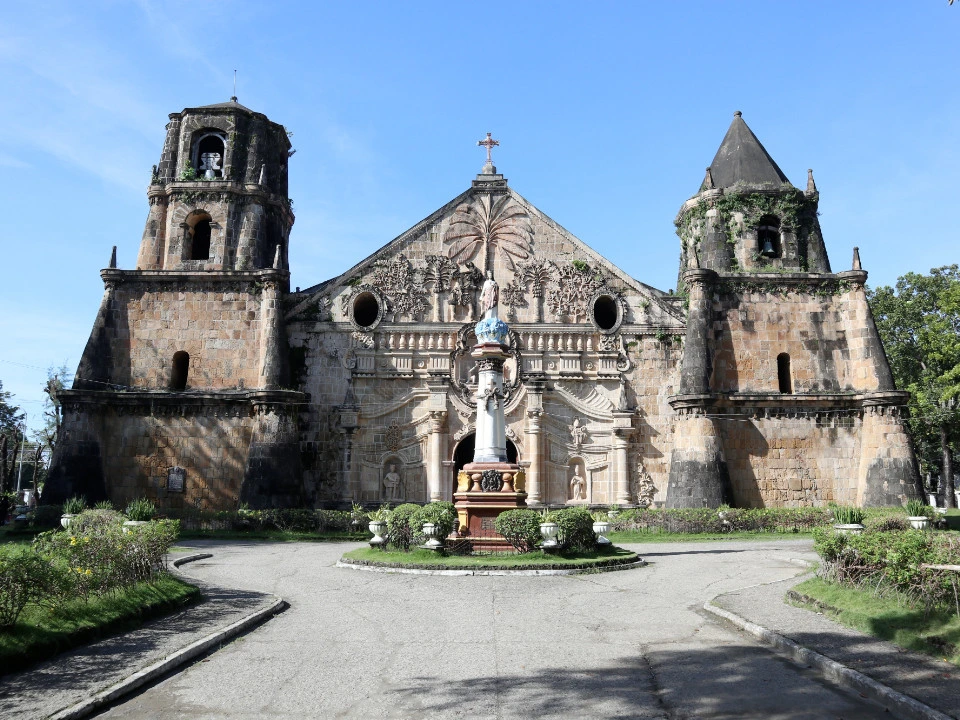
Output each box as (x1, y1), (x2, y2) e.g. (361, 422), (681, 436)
(171, 351), (190, 390)
(184, 211), (213, 261)
(193, 132), (225, 179)
(777, 353), (792, 393)
(353, 292), (380, 328)
(593, 295), (619, 331)
(758, 215), (781, 259)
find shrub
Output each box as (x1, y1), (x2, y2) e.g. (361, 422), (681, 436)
(93, 500), (114, 511)
(414, 502), (457, 540)
(548, 507), (596, 553)
(69, 509), (125, 534)
(62, 496), (87, 515)
(494, 509), (542, 553)
(258, 509), (318, 532)
(125, 497), (156, 522)
(872, 515), (909, 533)
(0, 548), (58, 628)
(905, 499), (927, 517)
(812, 528), (960, 613)
(387, 503), (422, 551)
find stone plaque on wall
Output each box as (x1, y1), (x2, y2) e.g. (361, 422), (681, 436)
(167, 466), (185, 493)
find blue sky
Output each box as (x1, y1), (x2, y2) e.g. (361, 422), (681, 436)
(1, 1), (958, 432)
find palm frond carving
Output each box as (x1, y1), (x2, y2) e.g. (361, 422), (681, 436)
(443, 195), (532, 271)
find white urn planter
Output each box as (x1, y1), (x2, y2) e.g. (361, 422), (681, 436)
(540, 522), (559, 551)
(368, 520), (387, 547)
(123, 520), (150, 533)
(833, 523), (865, 535)
(907, 516), (930, 530)
(592, 520), (612, 546)
(421, 522), (444, 550)
(60, 514), (75, 529)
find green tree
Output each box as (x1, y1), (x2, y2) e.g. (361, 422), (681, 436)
(0, 381), (26, 495)
(868, 265), (960, 508)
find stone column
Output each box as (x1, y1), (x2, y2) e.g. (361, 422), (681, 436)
(258, 267), (287, 390)
(472, 348), (508, 463)
(612, 412), (634, 505)
(427, 411), (447, 502)
(525, 410), (543, 504)
(74, 272), (120, 391)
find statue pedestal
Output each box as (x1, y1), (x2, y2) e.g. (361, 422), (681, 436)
(454, 462), (527, 551)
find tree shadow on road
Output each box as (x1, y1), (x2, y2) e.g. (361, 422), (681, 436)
(392, 641), (894, 719)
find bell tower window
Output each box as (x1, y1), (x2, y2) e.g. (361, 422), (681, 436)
(171, 351), (190, 390)
(192, 132), (226, 180)
(758, 215), (781, 259)
(184, 211), (213, 260)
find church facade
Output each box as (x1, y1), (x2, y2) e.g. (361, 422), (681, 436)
(43, 100), (921, 510)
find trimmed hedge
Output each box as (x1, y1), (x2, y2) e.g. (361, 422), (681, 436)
(494, 509), (543, 553)
(548, 507), (596, 553)
(612, 507), (832, 534)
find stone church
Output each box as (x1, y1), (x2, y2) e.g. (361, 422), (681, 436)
(43, 99), (921, 511)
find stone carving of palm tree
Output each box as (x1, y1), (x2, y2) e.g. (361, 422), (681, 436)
(519, 258), (557, 323)
(444, 195), (532, 272)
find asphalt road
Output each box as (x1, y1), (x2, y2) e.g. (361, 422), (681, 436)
(95, 539), (893, 719)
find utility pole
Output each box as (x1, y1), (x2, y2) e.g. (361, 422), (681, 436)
(15, 423), (26, 494)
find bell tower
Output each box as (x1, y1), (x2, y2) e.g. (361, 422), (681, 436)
(136, 97), (294, 274)
(675, 111), (829, 285)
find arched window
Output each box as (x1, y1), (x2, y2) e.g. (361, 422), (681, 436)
(192, 132), (226, 179)
(184, 211), (212, 260)
(777, 353), (792, 393)
(171, 351), (190, 390)
(451, 433), (518, 494)
(758, 215), (781, 259)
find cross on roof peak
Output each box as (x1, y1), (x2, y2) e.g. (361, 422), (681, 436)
(477, 132), (499, 174)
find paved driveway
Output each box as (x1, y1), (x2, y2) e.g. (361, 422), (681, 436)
(96, 539), (892, 719)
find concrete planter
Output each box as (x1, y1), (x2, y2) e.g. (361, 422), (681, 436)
(421, 522), (443, 550)
(60, 514), (75, 529)
(592, 521), (612, 546)
(907, 516), (930, 530)
(833, 523), (864, 535)
(540, 522), (559, 551)
(368, 520), (387, 547)
(123, 520), (150, 533)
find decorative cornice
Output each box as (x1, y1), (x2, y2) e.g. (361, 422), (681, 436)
(668, 390), (910, 412)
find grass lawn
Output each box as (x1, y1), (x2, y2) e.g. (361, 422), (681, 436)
(0, 573), (201, 675)
(789, 576), (960, 667)
(342, 545), (638, 569)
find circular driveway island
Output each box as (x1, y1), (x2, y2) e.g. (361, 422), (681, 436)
(96, 539), (892, 719)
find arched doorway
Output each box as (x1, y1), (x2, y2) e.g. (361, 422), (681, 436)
(451, 433), (518, 495)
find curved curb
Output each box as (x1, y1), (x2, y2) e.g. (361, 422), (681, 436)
(336, 558), (646, 576)
(703, 601), (953, 720)
(46, 553), (286, 720)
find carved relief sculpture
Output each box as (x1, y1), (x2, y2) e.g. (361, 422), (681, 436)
(443, 195), (533, 272)
(636, 462), (657, 507)
(570, 418), (587, 447)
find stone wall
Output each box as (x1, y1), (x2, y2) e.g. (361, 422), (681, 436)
(718, 413), (860, 507)
(710, 284), (856, 394)
(103, 276), (266, 390)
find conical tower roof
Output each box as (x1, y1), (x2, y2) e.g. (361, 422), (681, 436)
(704, 111), (791, 190)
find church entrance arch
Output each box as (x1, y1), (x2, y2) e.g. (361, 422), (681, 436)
(451, 433), (518, 495)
